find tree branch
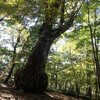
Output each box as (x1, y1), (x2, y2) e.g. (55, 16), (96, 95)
(63, 0), (85, 30)
(53, 0), (85, 38)
(60, 0), (65, 28)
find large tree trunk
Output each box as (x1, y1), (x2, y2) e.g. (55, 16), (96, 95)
(14, 0), (82, 93)
(14, 35), (54, 93)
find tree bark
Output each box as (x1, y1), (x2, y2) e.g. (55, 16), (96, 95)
(14, 0), (84, 93)
(14, 35), (54, 93)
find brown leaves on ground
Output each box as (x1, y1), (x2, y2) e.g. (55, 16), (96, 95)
(0, 83), (84, 100)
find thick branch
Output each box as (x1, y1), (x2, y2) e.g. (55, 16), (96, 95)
(62, 0), (85, 31)
(53, 0), (85, 38)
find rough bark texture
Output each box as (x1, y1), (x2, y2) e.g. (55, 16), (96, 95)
(14, 36), (53, 93)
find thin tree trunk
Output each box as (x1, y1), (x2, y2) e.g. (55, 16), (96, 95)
(4, 63), (15, 84)
(5, 36), (20, 84)
(65, 80), (67, 91)
(87, 1), (100, 89)
(55, 73), (58, 90)
(54, 64), (58, 90)
(86, 70), (92, 97)
(76, 82), (80, 97)
(95, 75), (98, 99)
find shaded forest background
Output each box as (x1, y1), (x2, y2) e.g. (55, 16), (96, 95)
(0, 0), (100, 99)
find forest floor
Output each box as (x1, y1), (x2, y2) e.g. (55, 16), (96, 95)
(0, 83), (86, 100)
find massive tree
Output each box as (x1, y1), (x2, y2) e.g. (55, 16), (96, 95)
(15, 0), (85, 93)
(0, 0), (85, 93)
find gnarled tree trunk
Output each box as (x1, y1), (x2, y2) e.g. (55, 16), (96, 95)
(14, 35), (54, 93)
(14, 0), (84, 93)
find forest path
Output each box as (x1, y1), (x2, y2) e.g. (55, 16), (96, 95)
(0, 83), (84, 100)
(45, 92), (84, 100)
